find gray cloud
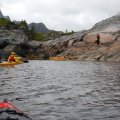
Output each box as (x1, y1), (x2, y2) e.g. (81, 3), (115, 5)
(1, 0), (120, 31)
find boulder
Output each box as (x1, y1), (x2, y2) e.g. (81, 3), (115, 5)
(28, 40), (44, 48)
(0, 30), (28, 45)
(68, 39), (75, 47)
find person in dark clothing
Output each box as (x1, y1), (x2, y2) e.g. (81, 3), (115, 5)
(96, 33), (100, 45)
(0, 56), (2, 63)
(0, 51), (2, 63)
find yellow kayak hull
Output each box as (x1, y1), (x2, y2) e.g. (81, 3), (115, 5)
(0, 61), (23, 67)
(49, 57), (65, 61)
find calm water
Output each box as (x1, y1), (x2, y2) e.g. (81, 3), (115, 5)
(0, 60), (120, 120)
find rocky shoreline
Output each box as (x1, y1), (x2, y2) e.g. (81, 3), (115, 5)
(0, 14), (120, 62)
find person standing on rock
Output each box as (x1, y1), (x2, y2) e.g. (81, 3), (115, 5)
(0, 50), (3, 63)
(96, 33), (100, 45)
(0, 52), (2, 63)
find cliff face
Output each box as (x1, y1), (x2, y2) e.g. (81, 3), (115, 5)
(28, 22), (50, 33)
(29, 14), (120, 61)
(0, 10), (10, 20)
(57, 14), (120, 61)
(89, 14), (120, 32)
(0, 10), (4, 18)
(0, 29), (28, 58)
(0, 30), (28, 45)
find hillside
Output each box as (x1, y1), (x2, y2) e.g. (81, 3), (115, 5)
(28, 22), (50, 33)
(89, 14), (120, 32)
(30, 14), (120, 61)
(0, 10), (10, 20)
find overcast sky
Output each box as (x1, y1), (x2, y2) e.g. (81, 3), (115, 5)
(0, 0), (120, 32)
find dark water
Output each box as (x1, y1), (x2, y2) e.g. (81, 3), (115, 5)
(0, 60), (120, 120)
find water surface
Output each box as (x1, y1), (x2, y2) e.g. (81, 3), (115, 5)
(0, 60), (120, 120)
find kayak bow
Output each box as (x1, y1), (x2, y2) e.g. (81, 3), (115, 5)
(0, 100), (32, 120)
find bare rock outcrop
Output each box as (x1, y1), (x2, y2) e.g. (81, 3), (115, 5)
(0, 29), (28, 58)
(40, 14), (120, 61)
(38, 31), (86, 58)
(0, 30), (28, 45)
(89, 14), (120, 33)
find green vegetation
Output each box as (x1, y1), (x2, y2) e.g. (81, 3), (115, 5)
(0, 18), (10, 25)
(33, 32), (46, 41)
(0, 18), (16, 29)
(0, 18), (75, 41)
(28, 28), (64, 41)
(0, 19), (32, 39)
(17, 20), (32, 39)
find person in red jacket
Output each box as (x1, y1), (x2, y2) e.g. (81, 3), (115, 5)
(8, 52), (16, 62)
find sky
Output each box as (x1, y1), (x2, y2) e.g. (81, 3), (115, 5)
(0, 0), (120, 32)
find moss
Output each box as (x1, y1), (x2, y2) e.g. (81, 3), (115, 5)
(0, 18), (11, 26)
(33, 32), (47, 41)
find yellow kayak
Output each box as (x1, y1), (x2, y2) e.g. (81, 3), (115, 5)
(0, 61), (24, 67)
(49, 56), (65, 61)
